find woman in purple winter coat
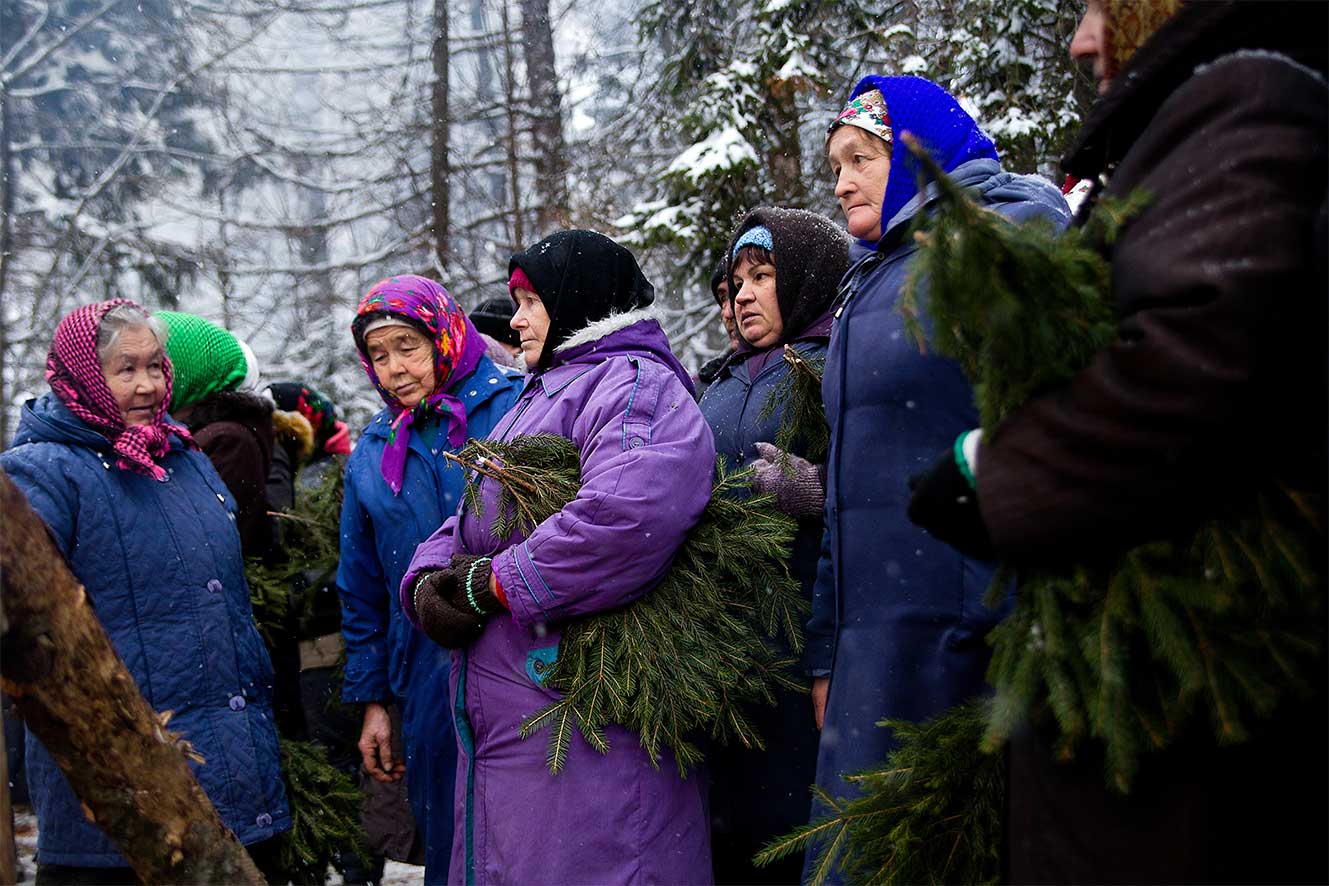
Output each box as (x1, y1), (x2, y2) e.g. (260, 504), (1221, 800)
(400, 230), (717, 885)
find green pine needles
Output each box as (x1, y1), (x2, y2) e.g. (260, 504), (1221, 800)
(758, 345), (829, 466)
(246, 468), (344, 647)
(246, 471), (367, 883)
(274, 738), (367, 885)
(755, 701), (1004, 886)
(984, 484), (1324, 791)
(897, 134), (1140, 431)
(451, 433), (808, 776)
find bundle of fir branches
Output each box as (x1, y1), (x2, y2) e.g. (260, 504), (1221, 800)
(274, 738), (368, 885)
(757, 134), (1324, 883)
(755, 700), (1004, 885)
(758, 344), (829, 465)
(450, 434), (807, 776)
(245, 469), (367, 883)
(247, 468), (343, 647)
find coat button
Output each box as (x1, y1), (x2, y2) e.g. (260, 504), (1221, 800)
(229, 695), (246, 711)
(207, 579), (223, 593)
(628, 437), (644, 448)
(255, 813), (272, 828)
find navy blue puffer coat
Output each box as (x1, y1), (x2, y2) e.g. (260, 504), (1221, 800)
(805, 158), (1070, 879)
(1, 394), (289, 866)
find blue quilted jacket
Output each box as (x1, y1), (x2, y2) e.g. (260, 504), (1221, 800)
(2, 394), (289, 866)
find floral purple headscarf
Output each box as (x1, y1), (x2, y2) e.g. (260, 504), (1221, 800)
(46, 298), (194, 480)
(353, 275), (485, 495)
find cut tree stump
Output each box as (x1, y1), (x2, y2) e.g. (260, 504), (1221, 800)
(0, 469), (264, 884)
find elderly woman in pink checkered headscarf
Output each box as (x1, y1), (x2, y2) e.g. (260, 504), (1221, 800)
(1, 299), (290, 879)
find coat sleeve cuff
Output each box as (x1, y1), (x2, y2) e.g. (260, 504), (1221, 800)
(492, 543), (557, 630)
(801, 630), (834, 675)
(339, 660), (390, 704)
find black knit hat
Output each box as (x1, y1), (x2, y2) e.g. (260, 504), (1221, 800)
(508, 230), (655, 369)
(470, 296), (519, 347)
(725, 207), (851, 343)
(708, 255), (729, 306)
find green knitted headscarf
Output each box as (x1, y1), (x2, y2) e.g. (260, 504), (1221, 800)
(155, 310), (248, 411)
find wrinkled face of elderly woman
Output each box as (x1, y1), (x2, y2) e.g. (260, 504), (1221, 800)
(100, 324), (167, 427)
(365, 324), (437, 409)
(511, 287), (552, 370)
(828, 125), (891, 243)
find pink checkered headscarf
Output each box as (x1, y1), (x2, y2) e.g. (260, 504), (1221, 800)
(46, 299), (194, 480)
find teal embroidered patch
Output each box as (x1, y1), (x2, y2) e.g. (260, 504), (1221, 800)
(525, 644), (559, 686)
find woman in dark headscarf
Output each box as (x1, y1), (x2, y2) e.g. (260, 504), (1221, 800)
(1, 300), (288, 880)
(401, 230), (717, 885)
(697, 206), (849, 884)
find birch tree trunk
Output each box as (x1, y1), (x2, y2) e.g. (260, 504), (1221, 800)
(0, 470), (264, 885)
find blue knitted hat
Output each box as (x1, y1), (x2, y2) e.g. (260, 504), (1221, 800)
(731, 225), (774, 259)
(832, 75), (998, 248)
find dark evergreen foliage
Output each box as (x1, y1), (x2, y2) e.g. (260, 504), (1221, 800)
(755, 701), (1003, 886)
(274, 739), (368, 886)
(247, 469), (343, 647)
(758, 345), (828, 466)
(900, 133), (1323, 789)
(452, 433), (807, 776)
(246, 470), (364, 883)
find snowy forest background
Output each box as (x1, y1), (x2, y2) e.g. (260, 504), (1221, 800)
(0, 0), (1096, 438)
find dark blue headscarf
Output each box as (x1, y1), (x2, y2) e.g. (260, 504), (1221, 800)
(835, 75), (999, 250)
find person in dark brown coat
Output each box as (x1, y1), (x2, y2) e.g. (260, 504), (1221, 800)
(157, 310), (276, 559)
(907, 1), (1327, 881)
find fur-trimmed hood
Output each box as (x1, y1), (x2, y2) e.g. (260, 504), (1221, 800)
(272, 408), (315, 465)
(546, 305), (695, 397)
(554, 305), (661, 354)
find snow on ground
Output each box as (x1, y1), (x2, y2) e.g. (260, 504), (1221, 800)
(12, 805), (425, 885)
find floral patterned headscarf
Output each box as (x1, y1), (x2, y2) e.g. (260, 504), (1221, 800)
(352, 275), (485, 494)
(46, 298), (193, 480)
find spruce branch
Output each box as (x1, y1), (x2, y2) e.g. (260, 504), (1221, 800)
(766, 138), (1325, 884)
(453, 435), (807, 776)
(755, 701), (1004, 886)
(890, 133), (1326, 790)
(758, 344), (829, 468)
(274, 739), (367, 885)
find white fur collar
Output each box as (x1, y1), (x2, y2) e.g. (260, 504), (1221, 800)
(554, 306), (662, 353)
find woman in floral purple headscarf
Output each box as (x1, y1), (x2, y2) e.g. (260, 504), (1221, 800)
(337, 274), (523, 884)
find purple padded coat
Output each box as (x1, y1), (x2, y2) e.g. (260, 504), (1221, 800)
(402, 309), (717, 885)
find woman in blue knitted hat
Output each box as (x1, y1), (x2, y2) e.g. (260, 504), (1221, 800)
(698, 206), (849, 885)
(802, 76), (1071, 882)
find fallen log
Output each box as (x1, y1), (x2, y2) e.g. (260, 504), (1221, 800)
(0, 469), (264, 884)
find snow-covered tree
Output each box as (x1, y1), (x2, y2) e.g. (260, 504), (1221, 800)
(0, 0), (281, 439)
(609, 0), (1091, 373)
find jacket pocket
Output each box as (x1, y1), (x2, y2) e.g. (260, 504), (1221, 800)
(525, 642), (559, 686)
